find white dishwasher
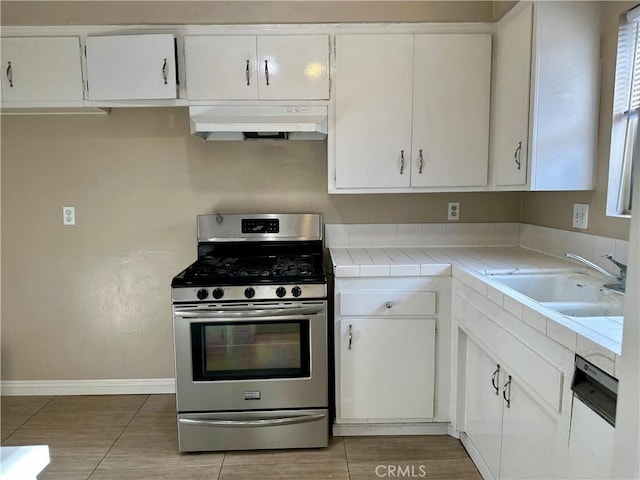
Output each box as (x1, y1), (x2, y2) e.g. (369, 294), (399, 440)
(566, 355), (617, 479)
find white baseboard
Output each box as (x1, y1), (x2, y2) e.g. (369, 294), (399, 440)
(332, 422), (450, 436)
(0, 378), (176, 396)
(460, 432), (493, 480)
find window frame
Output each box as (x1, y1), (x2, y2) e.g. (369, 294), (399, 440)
(607, 5), (640, 217)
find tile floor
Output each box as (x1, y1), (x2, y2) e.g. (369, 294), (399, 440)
(1, 394), (481, 479)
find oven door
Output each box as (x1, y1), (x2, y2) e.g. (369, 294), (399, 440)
(173, 301), (327, 412)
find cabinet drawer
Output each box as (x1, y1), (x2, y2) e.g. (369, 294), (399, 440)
(340, 291), (436, 317)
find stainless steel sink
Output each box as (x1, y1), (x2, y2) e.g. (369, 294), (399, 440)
(487, 272), (624, 318)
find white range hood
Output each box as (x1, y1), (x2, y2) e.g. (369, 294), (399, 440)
(189, 105), (328, 141)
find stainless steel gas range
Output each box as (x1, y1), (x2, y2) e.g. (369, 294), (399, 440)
(171, 213), (328, 452)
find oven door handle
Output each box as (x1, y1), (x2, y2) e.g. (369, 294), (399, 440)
(174, 306), (324, 318)
(178, 412), (326, 428)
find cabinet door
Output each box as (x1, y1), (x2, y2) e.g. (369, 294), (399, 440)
(499, 373), (562, 479)
(334, 34), (413, 189)
(464, 338), (503, 479)
(411, 34), (491, 187)
(493, 4), (533, 187)
(0, 37), (83, 103)
(257, 35), (329, 100)
(86, 34), (177, 100)
(184, 36), (258, 100)
(339, 318), (435, 421)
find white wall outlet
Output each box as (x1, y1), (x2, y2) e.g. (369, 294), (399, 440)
(63, 206), (75, 225)
(448, 202), (461, 221)
(572, 203), (589, 229)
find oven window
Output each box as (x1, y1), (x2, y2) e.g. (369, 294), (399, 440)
(191, 320), (311, 381)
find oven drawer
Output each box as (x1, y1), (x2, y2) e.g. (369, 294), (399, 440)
(340, 291), (436, 317)
(177, 409), (329, 452)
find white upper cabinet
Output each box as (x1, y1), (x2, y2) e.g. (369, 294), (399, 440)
(85, 34), (177, 101)
(493, 5), (532, 187)
(0, 37), (84, 104)
(493, 2), (602, 190)
(332, 33), (492, 192)
(411, 34), (491, 188)
(335, 34), (414, 189)
(185, 36), (257, 100)
(184, 35), (329, 101)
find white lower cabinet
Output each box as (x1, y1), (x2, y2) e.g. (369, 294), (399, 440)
(334, 277), (451, 431)
(455, 281), (571, 480)
(465, 338), (561, 479)
(340, 317), (436, 421)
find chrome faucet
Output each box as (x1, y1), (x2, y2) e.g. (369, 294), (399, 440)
(564, 253), (627, 293)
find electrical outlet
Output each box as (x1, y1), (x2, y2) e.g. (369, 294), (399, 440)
(448, 202), (460, 221)
(63, 206), (75, 225)
(572, 203), (588, 229)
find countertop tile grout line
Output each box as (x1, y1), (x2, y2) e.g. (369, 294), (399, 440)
(86, 393), (151, 480)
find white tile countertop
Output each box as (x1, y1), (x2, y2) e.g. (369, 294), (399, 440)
(329, 246), (623, 376)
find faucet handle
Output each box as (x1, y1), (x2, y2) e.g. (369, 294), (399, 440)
(601, 254), (627, 273)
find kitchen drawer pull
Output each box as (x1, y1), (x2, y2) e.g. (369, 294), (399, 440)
(6, 61), (13, 88)
(418, 149), (424, 174)
(264, 60), (270, 86)
(348, 324), (353, 350)
(502, 375), (512, 408)
(180, 412), (326, 428)
(491, 364), (500, 395)
(246, 60), (250, 86)
(400, 150), (405, 174)
(514, 142), (522, 170)
(385, 301), (393, 309)
(162, 58), (168, 85)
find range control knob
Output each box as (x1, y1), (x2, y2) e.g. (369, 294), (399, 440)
(244, 287), (256, 299)
(276, 286), (287, 298)
(196, 288), (209, 300)
(291, 286), (302, 298)
(212, 288), (224, 299)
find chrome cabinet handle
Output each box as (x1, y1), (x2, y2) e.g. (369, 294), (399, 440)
(348, 324), (353, 350)
(246, 60), (250, 86)
(502, 375), (512, 408)
(400, 150), (405, 174)
(514, 142), (522, 170)
(418, 149), (424, 174)
(6, 61), (13, 87)
(385, 301), (393, 309)
(491, 364), (500, 396)
(162, 58), (168, 85)
(264, 60), (270, 86)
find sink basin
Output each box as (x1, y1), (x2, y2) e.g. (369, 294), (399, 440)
(487, 272), (624, 318)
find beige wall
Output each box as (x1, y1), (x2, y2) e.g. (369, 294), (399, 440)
(0, 108), (520, 381)
(521, 1), (633, 241)
(0, 1), (495, 25)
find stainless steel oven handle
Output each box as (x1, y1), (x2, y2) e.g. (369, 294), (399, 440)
(179, 412), (326, 428)
(174, 306), (324, 318)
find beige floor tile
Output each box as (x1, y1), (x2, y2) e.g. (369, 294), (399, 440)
(97, 428), (224, 470)
(224, 436), (346, 466)
(219, 461), (350, 480)
(0, 395), (54, 441)
(88, 465), (223, 480)
(344, 435), (470, 463)
(42, 395), (148, 412)
(137, 394), (176, 415)
(348, 459), (482, 480)
(2, 410), (136, 449)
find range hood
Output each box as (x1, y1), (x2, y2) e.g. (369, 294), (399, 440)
(189, 105), (328, 141)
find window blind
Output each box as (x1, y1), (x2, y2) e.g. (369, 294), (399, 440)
(613, 7), (640, 115)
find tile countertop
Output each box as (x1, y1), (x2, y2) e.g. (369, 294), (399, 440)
(329, 246), (623, 376)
